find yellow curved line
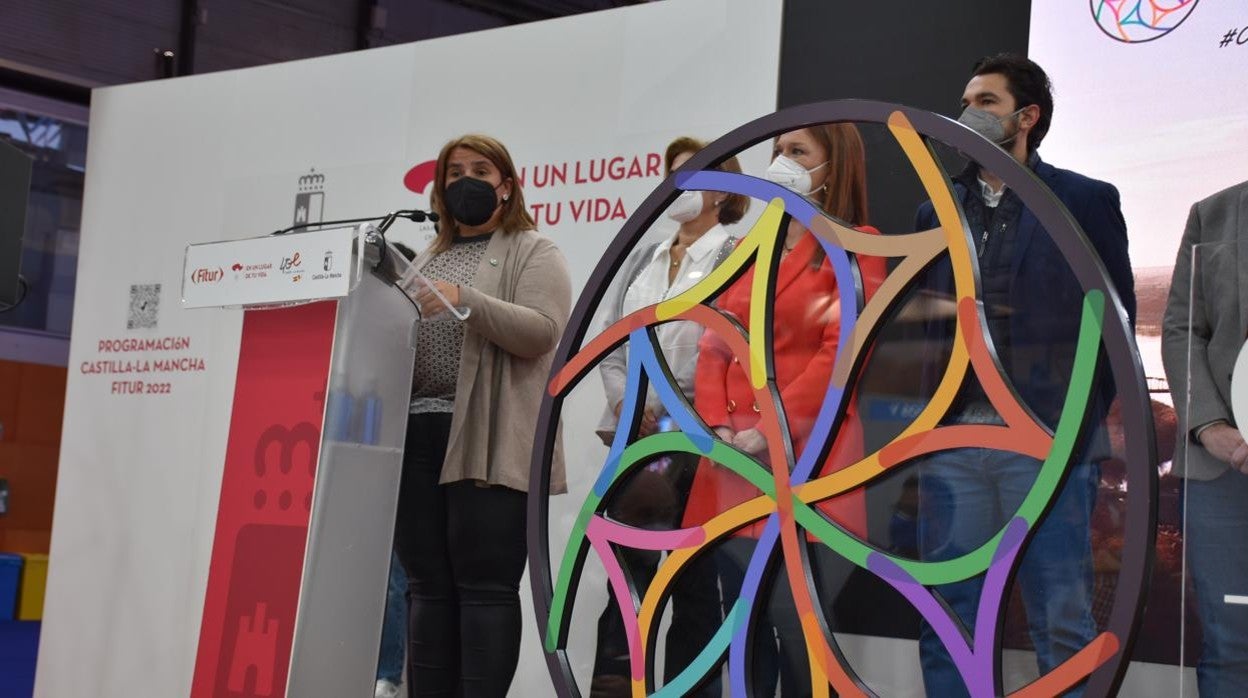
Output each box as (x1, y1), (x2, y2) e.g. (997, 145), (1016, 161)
(632, 114), (1016, 689)
(748, 199), (786, 388)
(636, 496), (776, 657)
(813, 223), (948, 388)
(886, 111), (977, 296)
(655, 198), (785, 322)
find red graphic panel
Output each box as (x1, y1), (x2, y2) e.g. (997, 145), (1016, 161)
(191, 301), (338, 698)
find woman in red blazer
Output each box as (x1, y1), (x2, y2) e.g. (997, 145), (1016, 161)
(681, 123), (885, 696)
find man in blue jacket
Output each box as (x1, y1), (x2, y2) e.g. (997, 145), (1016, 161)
(913, 54), (1136, 697)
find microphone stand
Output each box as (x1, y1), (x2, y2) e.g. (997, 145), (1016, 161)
(270, 209), (438, 236)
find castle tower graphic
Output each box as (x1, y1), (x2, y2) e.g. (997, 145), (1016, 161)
(293, 169), (325, 226)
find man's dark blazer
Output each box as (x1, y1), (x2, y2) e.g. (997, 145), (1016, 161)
(913, 156), (1136, 435)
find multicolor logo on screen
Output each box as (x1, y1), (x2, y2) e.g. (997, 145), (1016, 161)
(1092, 0), (1199, 43)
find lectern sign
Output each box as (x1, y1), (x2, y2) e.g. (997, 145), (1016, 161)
(181, 226), (356, 309)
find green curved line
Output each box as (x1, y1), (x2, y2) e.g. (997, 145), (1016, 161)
(544, 433), (773, 650)
(546, 290), (1106, 651)
(794, 290), (1106, 585)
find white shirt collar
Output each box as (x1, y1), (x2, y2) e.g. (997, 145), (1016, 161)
(657, 224), (728, 262)
(977, 177), (1006, 208)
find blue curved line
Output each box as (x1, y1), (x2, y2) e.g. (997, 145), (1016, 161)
(677, 168), (861, 482)
(674, 170), (866, 692)
(793, 236), (857, 483)
(1121, 1), (1147, 27)
(593, 344), (645, 498)
(676, 170), (820, 228)
(653, 598), (745, 698)
(631, 329), (715, 453)
(730, 517), (781, 697)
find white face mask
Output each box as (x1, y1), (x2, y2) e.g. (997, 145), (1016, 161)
(765, 155), (828, 196)
(666, 189), (704, 223)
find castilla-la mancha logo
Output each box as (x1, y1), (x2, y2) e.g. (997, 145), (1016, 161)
(294, 169), (325, 226)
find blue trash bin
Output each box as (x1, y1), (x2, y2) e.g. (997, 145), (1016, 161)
(0, 553), (22, 621)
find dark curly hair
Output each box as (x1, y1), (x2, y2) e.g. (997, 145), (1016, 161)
(971, 53), (1054, 153)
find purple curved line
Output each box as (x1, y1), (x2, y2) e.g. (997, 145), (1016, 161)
(677, 170), (819, 226)
(675, 170), (860, 484)
(973, 517), (1029, 663)
(868, 553), (980, 692)
(866, 517), (1030, 697)
(730, 517), (781, 697)
(587, 514), (706, 552)
(795, 235), (856, 481)
(675, 169), (866, 692)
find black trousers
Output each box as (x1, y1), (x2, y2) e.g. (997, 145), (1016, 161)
(392, 412), (528, 698)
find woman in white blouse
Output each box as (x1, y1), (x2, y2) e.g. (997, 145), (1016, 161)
(589, 137), (748, 697)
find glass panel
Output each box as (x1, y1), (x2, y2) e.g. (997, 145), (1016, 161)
(288, 247), (418, 694)
(1175, 241), (1243, 697)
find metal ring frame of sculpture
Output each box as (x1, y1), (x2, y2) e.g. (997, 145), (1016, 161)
(527, 100), (1156, 698)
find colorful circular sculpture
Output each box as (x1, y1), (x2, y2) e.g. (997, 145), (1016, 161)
(528, 100), (1155, 697)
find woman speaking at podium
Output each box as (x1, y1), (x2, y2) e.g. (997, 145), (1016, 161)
(392, 133), (571, 697)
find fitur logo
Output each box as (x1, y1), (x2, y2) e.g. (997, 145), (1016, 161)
(1092, 0), (1199, 43)
(293, 169), (325, 226)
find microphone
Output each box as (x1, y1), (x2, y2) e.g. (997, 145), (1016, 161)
(395, 209), (440, 224)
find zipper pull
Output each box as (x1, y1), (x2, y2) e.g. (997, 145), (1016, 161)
(979, 229), (989, 258)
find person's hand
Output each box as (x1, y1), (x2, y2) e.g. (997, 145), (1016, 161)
(1199, 422), (1248, 472)
(713, 426), (736, 443)
(613, 402), (658, 436)
(637, 409), (659, 437)
(731, 428), (768, 456)
(414, 279), (460, 318)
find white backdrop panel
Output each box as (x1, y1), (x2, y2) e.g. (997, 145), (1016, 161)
(36, 1), (782, 696)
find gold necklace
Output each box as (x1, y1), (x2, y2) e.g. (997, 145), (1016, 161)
(670, 242), (686, 267)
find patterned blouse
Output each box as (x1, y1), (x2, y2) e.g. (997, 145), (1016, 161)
(409, 234), (491, 414)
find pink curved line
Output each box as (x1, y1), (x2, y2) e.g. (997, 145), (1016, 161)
(588, 515), (707, 551)
(1148, 0), (1194, 24)
(587, 530), (647, 681)
(585, 515), (712, 683)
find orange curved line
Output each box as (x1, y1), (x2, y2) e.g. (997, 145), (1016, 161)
(633, 304), (785, 655)
(548, 306), (659, 395)
(878, 425), (1050, 470)
(799, 266), (1054, 502)
(956, 296), (1053, 444)
(1009, 632), (1119, 698)
(760, 359), (863, 696)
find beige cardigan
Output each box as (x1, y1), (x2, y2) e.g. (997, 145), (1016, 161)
(415, 229), (571, 493)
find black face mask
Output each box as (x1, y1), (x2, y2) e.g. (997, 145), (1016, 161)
(444, 176), (502, 227)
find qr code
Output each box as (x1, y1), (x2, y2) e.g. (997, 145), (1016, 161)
(128, 284), (161, 330)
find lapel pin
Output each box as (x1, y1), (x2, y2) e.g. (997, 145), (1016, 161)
(490, 258), (499, 266)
